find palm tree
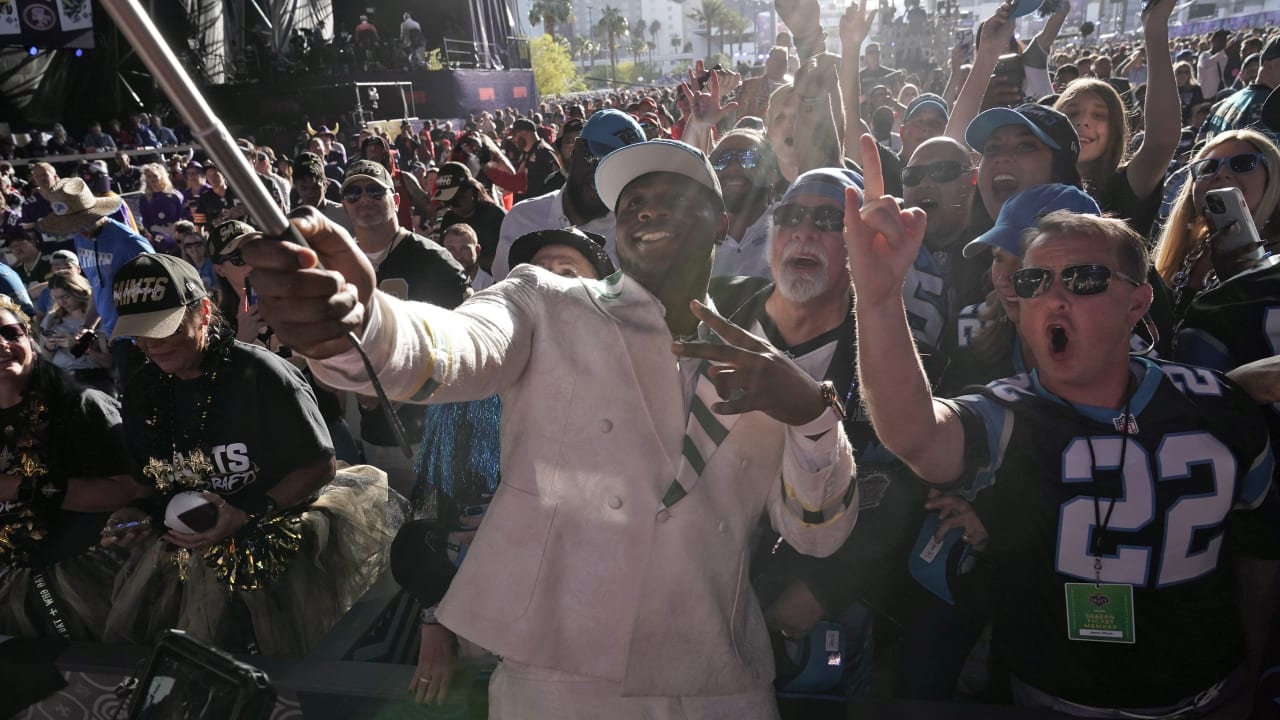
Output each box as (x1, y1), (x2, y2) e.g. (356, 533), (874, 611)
(670, 32), (682, 53)
(648, 19), (660, 64)
(688, 0), (729, 59)
(596, 6), (628, 82)
(630, 36), (647, 67)
(528, 0), (574, 39)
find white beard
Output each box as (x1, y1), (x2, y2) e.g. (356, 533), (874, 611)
(771, 236), (832, 303)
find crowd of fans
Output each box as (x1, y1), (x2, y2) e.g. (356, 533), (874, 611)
(5, 0), (1280, 716)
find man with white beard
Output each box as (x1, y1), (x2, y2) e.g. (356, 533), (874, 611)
(712, 168), (928, 682)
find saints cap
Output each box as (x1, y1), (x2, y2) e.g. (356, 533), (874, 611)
(112, 253), (208, 339)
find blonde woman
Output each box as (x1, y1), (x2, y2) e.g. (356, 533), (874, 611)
(138, 162), (187, 253)
(1155, 128), (1280, 316)
(39, 271), (113, 394)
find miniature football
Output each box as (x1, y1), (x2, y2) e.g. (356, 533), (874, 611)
(164, 491), (220, 534)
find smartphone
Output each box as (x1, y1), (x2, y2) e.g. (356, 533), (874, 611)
(994, 53), (1024, 86)
(102, 519), (151, 536)
(1205, 187), (1264, 257)
(956, 28), (974, 62)
(244, 276), (258, 306)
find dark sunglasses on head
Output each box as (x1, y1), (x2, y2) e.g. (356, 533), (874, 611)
(901, 160), (971, 187)
(772, 203), (844, 232)
(0, 323), (28, 342)
(1011, 264), (1143, 299)
(1189, 153), (1266, 179)
(710, 148), (762, 171)
(341, 183), (390, 202)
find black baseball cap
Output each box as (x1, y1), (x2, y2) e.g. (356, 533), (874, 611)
(341, 159), (394, 191)
(508, 228), (616, 278)
(112, 254), (208, 338)
(511, 118), (538, 133)
(293, 152), (324, 179)
(210, 219), (256, 262)
(432, 161), (473, 202)
(1262, 38), (1280, 64)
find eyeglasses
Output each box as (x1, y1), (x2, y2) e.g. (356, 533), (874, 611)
(0, 323), (28, 342)
(1189, 153), (1266, 179)
(710, 148), (762, 171)
(902, 160), (971, 187)
(772, 203), (844, 232)
(215, 249), (245, 266)
(342, 183), (390, 202)
(1011, 264), (1143, 299)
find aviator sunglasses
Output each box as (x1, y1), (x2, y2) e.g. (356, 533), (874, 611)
(1189, 153), (1266, 179)
(772, 203), (844, 232)
(901, 160), (971, 187)
(341, 183), (390, 203)
(710, 148), (762, 171)
(1012, 264), (1143, 299)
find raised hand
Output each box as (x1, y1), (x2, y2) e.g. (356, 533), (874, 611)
(795, 52), (840, 99)
(839, 1), (878, 51)
(977, 0), (1016, 59)
(776, 0), (822, 37)
(672, 300), (825, 427)
(679, 71), (739, 128)
(241, 206), (376, 359)
(845, 135), (928, 306)
(1141, 0), (1172, 26)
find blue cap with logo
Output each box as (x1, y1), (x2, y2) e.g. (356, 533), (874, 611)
(580, 109), (645, 158)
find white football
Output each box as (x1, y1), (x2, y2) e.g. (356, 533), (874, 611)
(164, 491), (220, 534)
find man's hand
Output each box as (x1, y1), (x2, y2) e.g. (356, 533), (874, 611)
(240, 206), (375, 359)
(672, 300), (825, 427)
(776, 0), (822, 37)
(1141, 0), (1172, 27)
(766, 579), (826, 639)
(926, 489), (989, 549)
(163, 492), (249, 550)
(845, 135), (928, 307)
(839, 2), (878, 53)
(410, 622), (458, 705)
(977, 0), (1016, 60)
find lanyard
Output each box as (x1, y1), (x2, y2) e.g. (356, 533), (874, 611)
(1081, 375), (1135, 588)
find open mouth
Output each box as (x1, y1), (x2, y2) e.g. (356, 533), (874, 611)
(632, 228), (675, 246)
(992, 174), (1020, 196)
(1049, 324), (1070, 355)
(915, 197), (939, 211)
(786, 255), (825, 270)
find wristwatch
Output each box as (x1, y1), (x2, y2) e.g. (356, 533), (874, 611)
(819, 380), (847, 422)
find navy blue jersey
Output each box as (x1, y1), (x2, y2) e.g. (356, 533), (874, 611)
(1175, 260), (1280, 373)
(945, 357), (1275, 708)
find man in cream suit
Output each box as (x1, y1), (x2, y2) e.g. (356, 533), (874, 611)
(244, 140), (859, 719)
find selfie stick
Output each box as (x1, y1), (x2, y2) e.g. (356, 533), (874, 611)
(98, 0), (415, 459)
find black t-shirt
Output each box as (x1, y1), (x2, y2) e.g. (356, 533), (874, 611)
(361, 231), (470, 446)
(513, 142), (562, 205)
(194, 187), (243, 226)
(124, 340), (334, 507)
(15, 257), (51, 287)
(443, 202), (506, 271)
(946, 359), (1277, 707)
(1097, 167), (1161, 241)
(0, 361), (132, 565)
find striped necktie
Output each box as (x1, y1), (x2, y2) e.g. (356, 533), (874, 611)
(661, 360), (740, 508)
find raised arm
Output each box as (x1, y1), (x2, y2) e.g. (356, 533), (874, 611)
(794, 54), (846, 173)
(838, 1), (877, 168)
(846, 135), (967, 484)
(1124, 0), (1180, 198)
(943, 1), (1016, 145)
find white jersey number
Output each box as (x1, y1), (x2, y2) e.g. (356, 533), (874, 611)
(1056, 432), (1236, 587)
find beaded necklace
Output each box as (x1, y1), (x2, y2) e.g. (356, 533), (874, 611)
(140, 349), (221, 494)
(0, 387), (53, 566)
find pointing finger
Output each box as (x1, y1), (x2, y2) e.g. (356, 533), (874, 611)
(689, 299), (767, 350)
(860, 134), (885, 200)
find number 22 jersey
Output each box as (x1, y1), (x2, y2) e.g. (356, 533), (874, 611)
(942, 357), (1276, 708)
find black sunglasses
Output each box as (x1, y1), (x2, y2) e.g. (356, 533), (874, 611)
(1012, 264), (1143, 299)
(902, 160), (971, 187)
(215, 248), (245, 266)
(342, 183), (390, 202)
(0, 323), (27, 342)
(710, 148), (761, 171)
(1189, 153), (1266, 179)
(772, 203), (844, 232)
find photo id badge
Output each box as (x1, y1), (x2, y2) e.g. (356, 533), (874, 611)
(1064, 583), (1135, 644)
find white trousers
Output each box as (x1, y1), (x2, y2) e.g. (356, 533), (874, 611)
(489, 659), (781, 720)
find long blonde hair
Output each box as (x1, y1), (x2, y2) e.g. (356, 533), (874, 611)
(1154, 129), (1280, 285)
(141, 162), (176, 198)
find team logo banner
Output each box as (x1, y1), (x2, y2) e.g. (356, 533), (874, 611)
(0, 0), (95, 47)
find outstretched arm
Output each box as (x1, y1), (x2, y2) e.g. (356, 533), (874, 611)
(847, 135), (967, 484)
(1124, 0), (1180, 199)
(838, 1), (877, 168)
(943, 0), (1016, 145)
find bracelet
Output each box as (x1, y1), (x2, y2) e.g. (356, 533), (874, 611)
(421, 605), (441, 625)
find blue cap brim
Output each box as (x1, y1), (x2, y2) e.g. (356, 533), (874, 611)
(965, 107), (1061, 153)
(905, 99), (949, 123)
(1011, 0), (1043, 17)
(963, 223), (1024, 258)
